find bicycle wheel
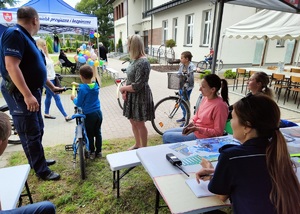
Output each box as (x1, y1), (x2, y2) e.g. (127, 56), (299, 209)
(196, 61), (207, 72)
(216, 60), (224, 71)
(78, 138), (86, 180)
(151, 96), (190, 135)
(117, 80), (125, 110)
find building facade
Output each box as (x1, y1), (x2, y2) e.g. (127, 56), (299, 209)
(107, 0), (297, 66)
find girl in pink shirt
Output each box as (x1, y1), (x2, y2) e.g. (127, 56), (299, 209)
(163, 74), (229, 144)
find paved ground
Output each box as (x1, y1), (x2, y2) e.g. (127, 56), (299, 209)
(0, 58), (299, 166)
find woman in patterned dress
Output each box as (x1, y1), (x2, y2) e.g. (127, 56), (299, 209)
(119, 35), (155, 150)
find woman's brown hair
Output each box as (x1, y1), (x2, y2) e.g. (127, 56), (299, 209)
(234, 94), (300, 213)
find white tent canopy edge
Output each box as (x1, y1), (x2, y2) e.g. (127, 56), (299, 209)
(223, 9), (300, 40)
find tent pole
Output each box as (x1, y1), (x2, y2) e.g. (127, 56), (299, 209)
(216, 35), (225, 75)
(211, 0), (224, 74)
(96, 27), (101, 85)
(210, 0), (218, 49)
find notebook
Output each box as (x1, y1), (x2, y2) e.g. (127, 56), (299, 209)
(186, 178), (214, 198)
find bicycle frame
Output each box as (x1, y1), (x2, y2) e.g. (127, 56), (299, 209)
(72, 109), (90, 162)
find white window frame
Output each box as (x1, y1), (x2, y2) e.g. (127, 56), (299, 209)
(144, 0), (153, 12)
(162, 20), (168, 44)
(186, 14), (194, 46)
(202, 10), (211, 46)
(173, 18), (178, 43)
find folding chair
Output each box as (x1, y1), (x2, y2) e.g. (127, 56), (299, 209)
(59, 59), (71, 75)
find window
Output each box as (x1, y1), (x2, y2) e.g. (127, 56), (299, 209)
(173, 18), (178, 43)
(202, 10), (211, 46)
(144, 0), (153, 11)
(276, 39), (285, 47)
(186, 14), (194, 45)
(162, 20), (168, 44)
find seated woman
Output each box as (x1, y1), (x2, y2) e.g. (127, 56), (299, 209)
(162, 74), (229, 144)
(59, 50), (76, 74)
(196, 94), (300, 214)
(229, 71), (298, 127)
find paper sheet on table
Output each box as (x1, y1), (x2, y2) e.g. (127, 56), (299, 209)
(185, 178), (214, 197)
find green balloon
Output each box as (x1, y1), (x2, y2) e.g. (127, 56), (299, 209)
(100, 60), (104, 66)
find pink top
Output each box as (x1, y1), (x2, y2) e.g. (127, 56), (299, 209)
(192, 96), (228, 139)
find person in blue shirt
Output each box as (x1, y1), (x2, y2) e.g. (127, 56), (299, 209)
(71, 65), (103, 159)
(0, 6), (60, 181)
(196, 94), (300, 214)
(0, 112), (56, 214)
(176, 51), (196, 125)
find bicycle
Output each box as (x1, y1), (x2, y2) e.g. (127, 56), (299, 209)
(196, 56), (224, 72)
(151, 72), (191, 135)
(115, 60), (129, 110)
(64, 84), (90, 180)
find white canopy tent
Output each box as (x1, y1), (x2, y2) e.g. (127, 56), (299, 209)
(210, 0), (300, 73)
(224, 9), (300, 40)
(222, 9), (300, 66)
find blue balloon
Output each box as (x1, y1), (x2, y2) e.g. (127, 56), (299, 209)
(88, 60), (94, 66)
(78, 56), (86, 63)
(82, 44), (87, 50)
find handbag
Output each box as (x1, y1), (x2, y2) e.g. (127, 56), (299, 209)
(54, 74), (62, 87)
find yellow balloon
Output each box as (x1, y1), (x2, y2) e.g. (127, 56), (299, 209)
(94, 60), (99, 67)
(85, 50), (91, 57)
(94, 32), (100, 38)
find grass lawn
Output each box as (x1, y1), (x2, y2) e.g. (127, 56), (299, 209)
(51, 55), (115, 89)
(8, 135), (173, 214)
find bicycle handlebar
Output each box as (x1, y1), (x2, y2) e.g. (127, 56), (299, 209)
(53, 86), (72, 93)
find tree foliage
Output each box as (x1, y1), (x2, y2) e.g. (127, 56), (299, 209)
(75, 0), (114, 49)
(0, 0), (17, 8)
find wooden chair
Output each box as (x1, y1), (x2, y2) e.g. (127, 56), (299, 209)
(267, 66), (278, 70)
(283, 76), (300, 108)
(290, 68), (300, 73)
(233, 68), (248, 93)
(270, 73), (289, 102)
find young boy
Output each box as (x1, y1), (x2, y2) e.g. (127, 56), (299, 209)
(176, 51), (196, 126)
(71, 65), (103, 159)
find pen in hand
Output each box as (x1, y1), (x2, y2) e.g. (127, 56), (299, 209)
(200, 174), (214, 179)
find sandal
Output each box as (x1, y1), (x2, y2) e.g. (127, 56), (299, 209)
(127, 145), (140, 151)
(44, 115), (56, 119)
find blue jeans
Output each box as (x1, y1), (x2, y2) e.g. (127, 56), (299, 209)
(1, 81), (51, 178)
(85, 110), (103, 154)
(179, 88), (192, 119)
(0, 201), (55, 214)
(44, 80), (67, 117)
(162, 127), (197, 144)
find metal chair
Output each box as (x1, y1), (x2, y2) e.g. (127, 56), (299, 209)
(59, 59), (71, 75)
